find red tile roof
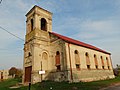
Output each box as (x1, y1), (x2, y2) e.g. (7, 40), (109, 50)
(50, 32), (111, 55)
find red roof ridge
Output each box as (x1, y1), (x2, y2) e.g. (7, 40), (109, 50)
(50, 32), (111, 55)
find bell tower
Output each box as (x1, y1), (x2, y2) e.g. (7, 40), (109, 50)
(26, 5), (52, 34)
(23, 5), (52, 84)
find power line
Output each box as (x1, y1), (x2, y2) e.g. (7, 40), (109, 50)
(0, 26), (24, 41)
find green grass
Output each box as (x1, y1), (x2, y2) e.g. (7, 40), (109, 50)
(0, 78), (21, 90)
(0, 77), (120, 90)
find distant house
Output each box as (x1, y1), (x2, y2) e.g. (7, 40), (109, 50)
(23, 5), (115, 84)
(0, 70), (9, 80)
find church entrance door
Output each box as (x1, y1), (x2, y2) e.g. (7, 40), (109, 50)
(24, 66), (32, 83)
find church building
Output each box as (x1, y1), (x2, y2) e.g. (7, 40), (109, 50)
(23, 5), (115, 84)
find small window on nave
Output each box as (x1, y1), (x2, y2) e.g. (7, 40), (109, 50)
(85, 52), (90, 65)
(74, 50), (80, 70)
(41, 18), (47, 31)
(87, 65), (90, 69)
(106, 57), (110, 69)
(95, 65), (98, 69)
(102, 66), (105, 69)
(94, 54), (98, 69)
(101, 56), (105, 69)
(106, 57), (109, 65)
(85, 52), (91, 69)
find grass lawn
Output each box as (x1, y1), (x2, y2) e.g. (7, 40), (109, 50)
(0, 77), (120, 90)
(0, 78), (22, 90)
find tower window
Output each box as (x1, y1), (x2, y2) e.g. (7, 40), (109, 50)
(56, 51), (60, 55)
(55, 51), (61, 71)
(42, 52), (48, 60)
(31, 19), (33, 31)
(41, 18), (47, 31)
(56, 51), (60, 65)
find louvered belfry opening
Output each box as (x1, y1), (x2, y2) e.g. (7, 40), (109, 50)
(31, 19), (33, 31)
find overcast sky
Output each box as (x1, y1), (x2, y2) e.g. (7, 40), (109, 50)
(0, 0), (120, 70)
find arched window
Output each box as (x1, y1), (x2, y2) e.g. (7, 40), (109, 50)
(106, 57), (110, 69)
(94, 54), (98, 69)
(31, 19), (33, 31)
(85, 52), (90, 69)
(74, 50), (80, 69)
(55, 51), (61, 71)
(101, 56), (104, 69)
(42, 52), (48, 60)
(28, 52), (31, 57)
(42, 52), (48, 70)
(41, 18), (47, 31)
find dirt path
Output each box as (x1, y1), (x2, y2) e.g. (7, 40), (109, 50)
(100, 83), (120, 90)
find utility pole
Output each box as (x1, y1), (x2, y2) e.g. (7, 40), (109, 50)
(41, 61), (42, 81)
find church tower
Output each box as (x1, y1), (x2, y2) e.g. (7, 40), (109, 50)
(23, 5), (52, 84)
(25, 5), (52, 34)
